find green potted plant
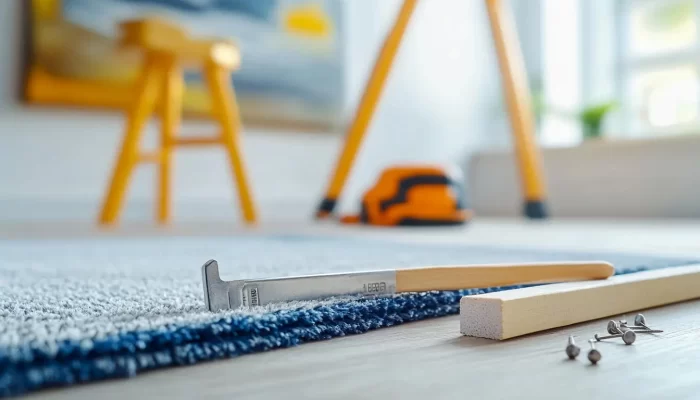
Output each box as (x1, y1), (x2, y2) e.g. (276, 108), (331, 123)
(579, 101), (617, 140)
(532, 98), (617, 141)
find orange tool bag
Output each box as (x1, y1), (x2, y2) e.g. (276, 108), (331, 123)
(341, 165), (472, 226)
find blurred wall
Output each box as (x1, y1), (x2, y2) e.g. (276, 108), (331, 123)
(0, 0), (505, 222)
(338, 0), (505, 215)
(470, 136), (700, 218)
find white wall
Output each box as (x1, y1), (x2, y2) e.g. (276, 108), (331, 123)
(470, 135), (700, 218)
(0, 0), (503, 222)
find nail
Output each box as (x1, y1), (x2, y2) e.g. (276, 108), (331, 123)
(565, 335), (580, 359)
(595, 330), (636, 345)
(610, 320), (663, 334)
(632, 313), (661, 331)
(588, 340), (601, 364)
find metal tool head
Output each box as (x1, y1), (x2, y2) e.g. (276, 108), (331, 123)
(202, 259), (397, 311)
(201, 259), (246, 311)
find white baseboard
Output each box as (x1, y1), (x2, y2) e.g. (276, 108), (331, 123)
(469, 135), (700, 218)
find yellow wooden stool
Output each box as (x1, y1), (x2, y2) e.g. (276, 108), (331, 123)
(99, 18), (256, 225)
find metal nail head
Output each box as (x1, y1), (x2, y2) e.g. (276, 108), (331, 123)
(607, 320), (628, 334)
(634, 314), (653, 330)
(588, 340), (601, 364)
(619, 314), (657, 330)
(565, 336), (580, 359)
(595, 330), (636, 345)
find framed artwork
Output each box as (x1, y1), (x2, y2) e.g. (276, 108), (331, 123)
(25, 0), (344, 131)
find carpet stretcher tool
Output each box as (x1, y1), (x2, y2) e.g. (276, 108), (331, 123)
(202, 259), (614, 311)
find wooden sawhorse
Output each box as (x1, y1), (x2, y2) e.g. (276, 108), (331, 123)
(315, 0), (548, 220)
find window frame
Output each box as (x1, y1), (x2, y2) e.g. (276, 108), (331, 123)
(613, 0), (700, 137)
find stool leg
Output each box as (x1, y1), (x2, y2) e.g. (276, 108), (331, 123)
(485, 0), (548, 218)
(99, 58), (162, 225)
(314, 0), (419, 219)
(158, 59), (183, 224)
(204, 62), (257, 224)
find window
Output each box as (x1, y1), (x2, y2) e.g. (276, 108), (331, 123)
(616, 0), (700, 136)
(519, 0), (700, 144)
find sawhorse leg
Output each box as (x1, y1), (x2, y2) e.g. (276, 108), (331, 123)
(485, 0), (548, 218)
(315, 0), (419, 218)
(99, 57), (163, 225)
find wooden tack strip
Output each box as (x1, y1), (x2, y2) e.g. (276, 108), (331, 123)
(460, 263), (700, 340)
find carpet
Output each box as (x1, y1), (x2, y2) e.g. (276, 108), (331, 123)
(1, 235), (697, 397)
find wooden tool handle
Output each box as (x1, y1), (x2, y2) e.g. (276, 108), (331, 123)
(395, 261), (614, 292)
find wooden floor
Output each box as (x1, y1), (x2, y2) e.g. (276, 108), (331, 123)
(13, 219), (700, 400)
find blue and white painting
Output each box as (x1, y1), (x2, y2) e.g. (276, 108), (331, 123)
(40, 0), (345, 130)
